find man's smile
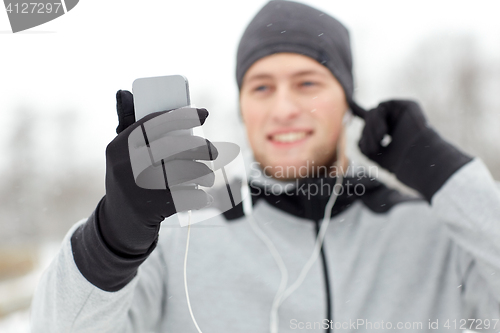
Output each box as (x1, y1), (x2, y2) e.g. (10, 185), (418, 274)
(267, 129), (313, 146)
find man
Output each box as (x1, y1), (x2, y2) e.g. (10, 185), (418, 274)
(31, 1), (500, 332)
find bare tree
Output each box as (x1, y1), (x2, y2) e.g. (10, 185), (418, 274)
(0, 107), (104, 245)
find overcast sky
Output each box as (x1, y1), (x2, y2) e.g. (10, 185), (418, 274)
(1, 0), (499, 171)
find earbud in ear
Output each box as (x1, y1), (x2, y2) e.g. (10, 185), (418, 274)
(342, 110), (353, 125)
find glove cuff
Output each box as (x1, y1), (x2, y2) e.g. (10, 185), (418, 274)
(395, 127), (473, 202)
(71, 197), (158, 292)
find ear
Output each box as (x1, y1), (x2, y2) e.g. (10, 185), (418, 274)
(237, 93), (245, 124)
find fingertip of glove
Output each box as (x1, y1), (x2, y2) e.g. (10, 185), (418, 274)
(206, 139), (219, 160)
(116, 90), (136, 134)
(358, 137), (369, 156)
(197, 108), (209, 124)
(349, 101), (367, 119)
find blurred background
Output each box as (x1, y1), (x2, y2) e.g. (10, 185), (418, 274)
(0, 0), (499, 330)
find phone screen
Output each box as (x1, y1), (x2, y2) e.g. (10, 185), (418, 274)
(132, 75), (190, 120)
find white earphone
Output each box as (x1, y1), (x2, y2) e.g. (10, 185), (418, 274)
(242, 132), (345, 333)
(184, 123), (347, 333)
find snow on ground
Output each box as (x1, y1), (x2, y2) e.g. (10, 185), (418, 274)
(0, 241), (61, 332)
(0, 310), (30, 333)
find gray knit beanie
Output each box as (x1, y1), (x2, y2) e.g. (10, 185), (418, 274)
(236, 0), (354, 103)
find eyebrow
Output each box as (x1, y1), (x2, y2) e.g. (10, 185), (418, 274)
(292, 70), (327, 78)
(244, 70), (327, 84)
(244, 74), (273, 84)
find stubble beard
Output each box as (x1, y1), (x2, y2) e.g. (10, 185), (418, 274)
(255, 145), (339, 180)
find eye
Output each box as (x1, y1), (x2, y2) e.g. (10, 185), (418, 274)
(255, 85), (268, 92)
(301, 81), (316, 87)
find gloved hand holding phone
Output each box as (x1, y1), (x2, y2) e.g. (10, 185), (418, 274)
(71, 90), (218, 291)
(351, 99), (472, 202)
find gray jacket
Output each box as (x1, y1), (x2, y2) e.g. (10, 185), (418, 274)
(31, 158), (500, 332)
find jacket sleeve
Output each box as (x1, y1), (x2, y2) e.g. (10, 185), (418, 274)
(30, 220), (167, 333)
(431, 158), (500, 317)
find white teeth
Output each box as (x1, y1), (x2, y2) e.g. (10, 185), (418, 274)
(271, 131), (308, 143)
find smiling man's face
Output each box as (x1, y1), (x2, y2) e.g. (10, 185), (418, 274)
(240, 53), (348, 179)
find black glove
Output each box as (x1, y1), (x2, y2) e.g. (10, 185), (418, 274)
(71, 90), (218, 291)
(355, 100), (472, 202)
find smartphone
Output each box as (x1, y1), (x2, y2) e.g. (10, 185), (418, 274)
(130, 75), (247, 226)
(131, 74), (198, 191)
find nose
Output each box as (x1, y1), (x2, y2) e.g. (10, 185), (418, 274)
(269, 85), (302, 124)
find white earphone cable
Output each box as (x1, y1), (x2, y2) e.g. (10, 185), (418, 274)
(244, 130), (345, 333)
(278, 169), (343, 305)
(245, 209), (289, 332)
(185, 123), (347, 333)
(184, 210), (203, 333)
